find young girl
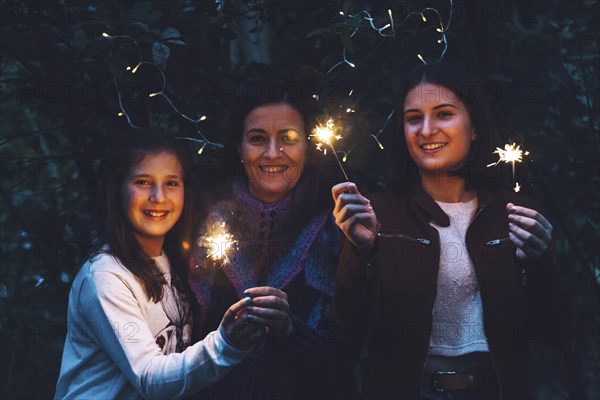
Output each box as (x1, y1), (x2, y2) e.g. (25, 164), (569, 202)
(331, 62), (572, 399)
(55, 130), (266, 400)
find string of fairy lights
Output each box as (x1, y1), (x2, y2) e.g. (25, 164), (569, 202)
(101, 32), (222, 154)
(327, 0), (454, 161)
(100, 1), (532, 264)
(102, 1), (454, 160)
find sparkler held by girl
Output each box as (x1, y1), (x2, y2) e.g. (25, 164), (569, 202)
(196, 220), (238, 266)
(488, 142), (530, 194)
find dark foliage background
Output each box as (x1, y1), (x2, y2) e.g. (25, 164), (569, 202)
(0, 1), (598, 398)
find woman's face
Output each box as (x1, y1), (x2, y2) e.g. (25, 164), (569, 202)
(240, 103), (307, 203)
(403, 82), (476, 176)
(121, 151), (184, 256)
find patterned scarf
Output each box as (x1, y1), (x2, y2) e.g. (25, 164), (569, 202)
(189, 178), (338, 328)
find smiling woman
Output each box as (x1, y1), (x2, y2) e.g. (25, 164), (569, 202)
(188, 82), (355, 399)
(330, 62), (573, 399)
(240, 103), (308, 203)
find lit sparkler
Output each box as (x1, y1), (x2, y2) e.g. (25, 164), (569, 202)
(197, 221), (237, 265)
(487, 143), (530, 192)
(514, 182), (521, 193)
(311, 118), (349, 181)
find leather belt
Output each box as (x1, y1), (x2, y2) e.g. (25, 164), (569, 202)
(430, 368), (490, 392)
(423, 353), (497, 393)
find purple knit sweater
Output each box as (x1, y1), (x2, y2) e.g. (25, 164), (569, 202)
(189, 178), (338, 329)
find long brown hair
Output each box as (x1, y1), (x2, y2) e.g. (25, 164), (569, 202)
(100, 129), (192, 302)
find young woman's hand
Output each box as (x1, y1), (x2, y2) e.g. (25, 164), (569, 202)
(332, 182), (378, 250)
(243, 286), (292, 338)
(507, 203), (553, 261)
(221, 297), (265, 350)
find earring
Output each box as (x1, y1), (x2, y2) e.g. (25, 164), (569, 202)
(240, 159), (244, 164)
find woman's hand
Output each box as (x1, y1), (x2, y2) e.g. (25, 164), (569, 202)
(220, 297), (264, 350)
(243, 286), (292, 339)
(332, 182), (378, 250)
(507, 203), (553, 261)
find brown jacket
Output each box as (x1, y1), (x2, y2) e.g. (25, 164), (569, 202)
(331, 184), (572, 399)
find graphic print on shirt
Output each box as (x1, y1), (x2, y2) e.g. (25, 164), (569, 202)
(155, 284), (192, 354)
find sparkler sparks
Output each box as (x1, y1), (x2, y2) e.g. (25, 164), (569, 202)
(197, 222), (238, 265)
(488, 143), (530, 192)
(312, 118), (342, 155)
(311, 118), (349, 181)
(487, 143), (529, 167)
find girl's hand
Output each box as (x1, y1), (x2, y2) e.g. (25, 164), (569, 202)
(243, 286), (292, 338)
(332, 182), (378, 250)
(221, 297), (264, 350)
(507, 203), (553, 261)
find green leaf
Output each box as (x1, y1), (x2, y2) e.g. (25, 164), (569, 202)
(128, 22), (151, 34)
(152, 42), (171, 69)
(166, 40), (186, 46)
(162, 27), (181, 40)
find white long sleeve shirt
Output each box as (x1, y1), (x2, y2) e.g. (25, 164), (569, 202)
(55, 252), (250, 400)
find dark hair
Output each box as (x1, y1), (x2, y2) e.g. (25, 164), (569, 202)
(221, 80), (335, 218)
(100, 128), (192, 302)
(389, 61), (505, 192)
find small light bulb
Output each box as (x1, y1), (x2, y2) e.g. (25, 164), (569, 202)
(102, 32), (110, 38)
(421, 14), (427, 22)
(199, 115), (207, 121)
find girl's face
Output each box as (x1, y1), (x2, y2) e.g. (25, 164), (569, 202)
(403, 82), (476, 176)
(240, 103), (307, 203)
(121, 151), (184, 256)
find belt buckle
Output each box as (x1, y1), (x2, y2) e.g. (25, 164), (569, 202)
(432, 371), (456, 392)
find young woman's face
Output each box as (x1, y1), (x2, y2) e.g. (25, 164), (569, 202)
(121, 151), (184, 255)
(240, 103), (307, 203)
(403, 82), (476, 175)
